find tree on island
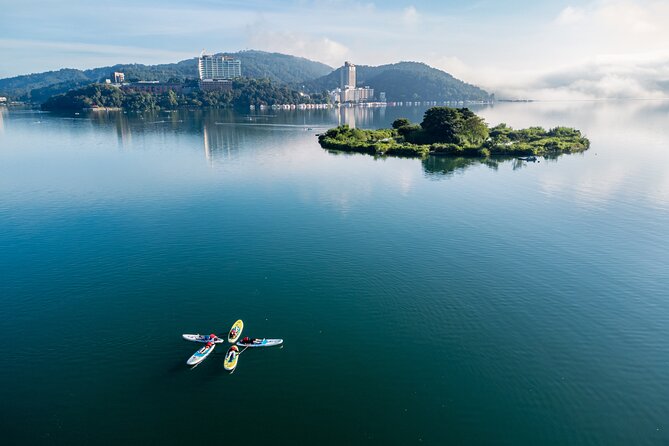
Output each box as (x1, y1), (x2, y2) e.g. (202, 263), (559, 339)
(391, 118), (411, 129)
(419, 107), (488, 145)
(391, 107), (489, 146)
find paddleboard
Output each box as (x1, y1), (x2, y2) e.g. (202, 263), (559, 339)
(224, 345), (239, 371)
(182, 334), (225, 344)
(236, 338), (283, 348)
(227, 320), (244, 344)
(186, 342), (216, 366)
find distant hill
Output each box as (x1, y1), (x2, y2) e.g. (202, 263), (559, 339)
(303, 61), (491, 102)
(0, 53), (491, 104)
(0, 51), (333, 102)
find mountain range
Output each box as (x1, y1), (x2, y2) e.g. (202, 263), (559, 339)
(304, 62), (490, 102)
(0, 50), (491, 103)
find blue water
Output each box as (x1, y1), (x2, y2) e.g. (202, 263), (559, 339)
(1, 102), (668, 445)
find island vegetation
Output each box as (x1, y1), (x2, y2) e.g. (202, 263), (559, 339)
(40, 80), (329, 112)
(318, 107), (590, 158)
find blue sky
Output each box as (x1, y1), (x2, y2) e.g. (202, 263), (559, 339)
(2, 0), (668, 98)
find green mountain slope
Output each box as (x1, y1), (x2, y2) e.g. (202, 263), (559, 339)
(304, 61), (490, 101)
(0, 51), (333, 102)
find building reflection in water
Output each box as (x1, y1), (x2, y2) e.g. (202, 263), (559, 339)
(202, 113), (245, 164)
(113, 112), (132, 148)
(0, 106), (5, 134)
(335, 105), (386, 129)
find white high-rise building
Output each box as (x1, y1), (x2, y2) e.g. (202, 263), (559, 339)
(198, 53), (241, 80)
(330, 62), (375, 103)
(340, 61), (356, 89)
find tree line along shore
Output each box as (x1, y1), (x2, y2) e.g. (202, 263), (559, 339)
(40, 80), (330, 112)
(318, 107), (590, 158)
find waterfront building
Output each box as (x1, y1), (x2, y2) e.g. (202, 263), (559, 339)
(198, 79), (232, 92)
(332, 62), (374, 103)
(340, 86), (374, 103)
(340, 61), (356, 89)
(198, 53), (241, 80)
(122, 81), (187, 94)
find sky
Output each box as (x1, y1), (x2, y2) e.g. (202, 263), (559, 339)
(1, 0), (668, 99)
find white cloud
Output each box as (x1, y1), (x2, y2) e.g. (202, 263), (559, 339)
(427, 1), (669, 99)
(594, 0), (658, 33)
(498, 52), (669, 100)
(0, 39), (194, 75)
(246, 31), (349, 67)
(555, 6), (586, 25)
(402, 6), (420, 26)
(2, 0), (669, 101)
(0, 38), (191, 59)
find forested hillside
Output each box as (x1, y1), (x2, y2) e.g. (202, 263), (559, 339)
(303, 62), (491, 102)
(0, 51), (333, 102)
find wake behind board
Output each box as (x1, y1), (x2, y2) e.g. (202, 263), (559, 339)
(182, 334), (225, 344)
(236, 338), (283, 348)
(186, 343), (215, 366)
(227, 320), (244, 344)
(224, 345), (239, 372)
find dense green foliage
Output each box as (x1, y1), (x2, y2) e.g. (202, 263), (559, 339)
(304, 62), (491, 102)
(485, 123), (590, 155)
(318, 107), (589, 159)
(400, 107), (489, 145)
(1, 51), (333, 102)
(41, 79), (328, 112)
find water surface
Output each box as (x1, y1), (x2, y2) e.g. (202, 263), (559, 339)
(1, 101), (668, 445)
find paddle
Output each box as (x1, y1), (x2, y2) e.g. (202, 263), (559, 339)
(227, 346), (247, 375)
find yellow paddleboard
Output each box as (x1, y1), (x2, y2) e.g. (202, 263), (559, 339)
(224, 345), (239, 371)
(227, 319), (244, 343)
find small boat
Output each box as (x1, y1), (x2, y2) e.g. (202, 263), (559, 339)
(224, 345), (239, 372)
(228, 320), (244, 344)
(517, 156), (538, 162)
(186, 342), (216, 366)
(237, 338), (283, 348)
(182, 334), (225, 344)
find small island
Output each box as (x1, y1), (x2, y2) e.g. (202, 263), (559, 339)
(318, 107), (590, 158)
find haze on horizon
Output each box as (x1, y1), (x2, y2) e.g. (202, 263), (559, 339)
(1, 0), (668, 100)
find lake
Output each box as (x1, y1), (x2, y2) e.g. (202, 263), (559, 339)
(1, 101), (668, 445)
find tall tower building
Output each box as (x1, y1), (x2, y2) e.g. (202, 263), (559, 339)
(198, 53), (242, 80)
(340, 61), (356, 89)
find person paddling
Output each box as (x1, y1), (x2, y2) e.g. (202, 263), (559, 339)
(241, 336), (261, 345)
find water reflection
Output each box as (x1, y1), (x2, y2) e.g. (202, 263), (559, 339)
(422, 156), (540, 178)
(113, 112), (131, 148)
(31, 106), (576, 179)
(336, 106), (386, 128)
(421, 156), (480, 178)
(203, 122), (245, 163)
(422, 151), (586, 178)
(0, 106), (5, 134)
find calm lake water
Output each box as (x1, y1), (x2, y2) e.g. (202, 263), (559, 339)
(1, 101), (668, 445)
